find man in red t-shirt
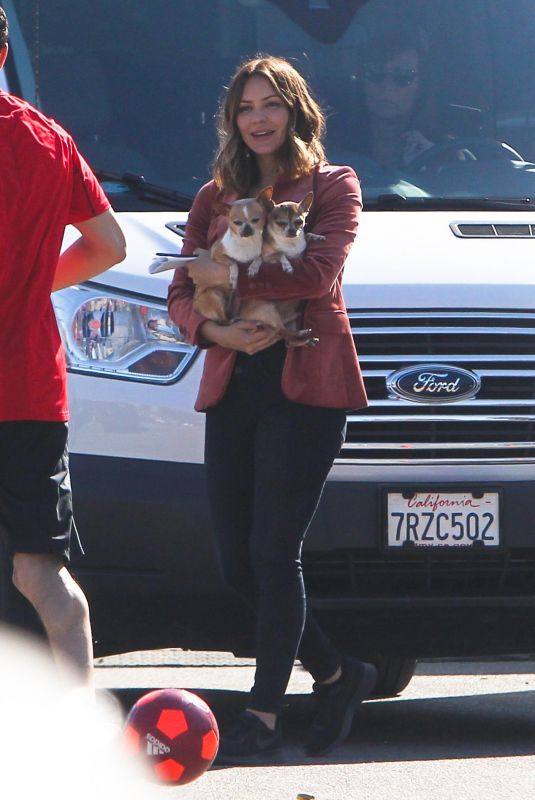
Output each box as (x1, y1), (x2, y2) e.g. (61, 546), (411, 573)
(0, 7), (126, 690)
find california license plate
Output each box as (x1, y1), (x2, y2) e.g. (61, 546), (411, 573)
(386, 491), (500, 547)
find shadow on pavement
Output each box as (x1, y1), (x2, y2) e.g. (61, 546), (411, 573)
(113, 684), (535, 768)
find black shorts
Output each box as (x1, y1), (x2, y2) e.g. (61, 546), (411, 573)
(0, 421), (81, 561)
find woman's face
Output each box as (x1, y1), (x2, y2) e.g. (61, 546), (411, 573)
(363, 49), (420, 121)
(236, 75), (290, 160)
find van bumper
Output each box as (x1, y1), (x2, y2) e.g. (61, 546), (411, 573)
(68, 454), (535, 658)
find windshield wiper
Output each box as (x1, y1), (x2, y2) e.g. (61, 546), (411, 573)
(95, 170), (193, 210)
(368, 194), (535, 211)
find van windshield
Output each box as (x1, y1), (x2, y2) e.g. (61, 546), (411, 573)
(8, 0), (535, 208)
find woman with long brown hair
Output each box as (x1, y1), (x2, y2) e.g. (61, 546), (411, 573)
(168, 54), (376, 763)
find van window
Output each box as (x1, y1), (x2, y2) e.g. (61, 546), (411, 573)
(10, 0), (535, 206)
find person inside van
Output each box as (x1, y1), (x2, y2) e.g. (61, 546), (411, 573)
(355, 31), (434, 170)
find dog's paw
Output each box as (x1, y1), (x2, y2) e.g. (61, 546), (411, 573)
(288, 335), (319, 348)
(281, 255), (294, 273)
(228, 262), (239, 289)
(248, 258), (262, 277)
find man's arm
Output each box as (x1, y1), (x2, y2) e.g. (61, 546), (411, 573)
(52, 209), (127, 292)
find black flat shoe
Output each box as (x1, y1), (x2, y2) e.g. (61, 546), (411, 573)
(216, 710), (283, 764)
(305, 658), (377, 756)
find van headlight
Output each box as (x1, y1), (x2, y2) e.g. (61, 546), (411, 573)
(52, 284), (197, 383)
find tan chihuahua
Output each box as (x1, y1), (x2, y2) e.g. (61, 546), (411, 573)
(192, 187), (273, 323)
(240, 192), (325, 345)
(247, 191), (325, 277)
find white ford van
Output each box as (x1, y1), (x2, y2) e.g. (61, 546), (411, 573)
(4, 0), (535, 696)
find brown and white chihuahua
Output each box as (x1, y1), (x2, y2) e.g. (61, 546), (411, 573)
(191, 187), (272, 323)
(240, 192), (325, 345)
(247, 191), (325, 277)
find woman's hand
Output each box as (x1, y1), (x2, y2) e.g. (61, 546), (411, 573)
(199, 319), (281, 354)
(187, 250), (230, 288)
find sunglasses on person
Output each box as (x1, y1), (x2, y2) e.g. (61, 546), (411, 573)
(363, 65), (419, 87)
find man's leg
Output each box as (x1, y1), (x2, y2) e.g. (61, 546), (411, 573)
(0, 421), (93, 688)
(12, 552), (93, 687)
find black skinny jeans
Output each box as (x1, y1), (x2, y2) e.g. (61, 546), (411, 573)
(204, 342), (346, 714)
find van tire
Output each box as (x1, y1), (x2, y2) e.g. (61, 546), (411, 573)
(370, 656), (417, 698)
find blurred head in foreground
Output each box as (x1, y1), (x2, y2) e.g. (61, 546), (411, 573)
(0, 624), (158, 800)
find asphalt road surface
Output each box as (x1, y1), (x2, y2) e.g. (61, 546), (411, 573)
(95, 651), (535, 800)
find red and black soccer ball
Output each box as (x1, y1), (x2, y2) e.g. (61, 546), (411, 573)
(123, 688), (219, 785)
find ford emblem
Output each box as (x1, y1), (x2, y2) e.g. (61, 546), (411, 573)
(386, 364), (481, 404)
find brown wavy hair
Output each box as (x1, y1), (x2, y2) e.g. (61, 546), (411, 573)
(213, 54), (326, 195)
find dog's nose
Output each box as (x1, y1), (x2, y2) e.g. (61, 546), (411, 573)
(241, 225), (253, 237)
(287, 228), (297, 237)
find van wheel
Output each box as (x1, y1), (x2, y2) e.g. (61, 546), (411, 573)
(370, 657), (417, 698)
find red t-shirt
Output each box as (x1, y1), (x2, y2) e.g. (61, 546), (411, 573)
(0, 91), (110, 422)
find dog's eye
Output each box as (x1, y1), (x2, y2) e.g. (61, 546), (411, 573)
(251, 217), (260, 224)
(295, 220), (303, 228)
(277, 221), (286, 228)
(234, 219), (243, 226)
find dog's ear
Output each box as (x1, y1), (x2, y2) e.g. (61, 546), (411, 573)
(298, 192), (314, 214)
(256, 185), (275, 210)
(213, 200), (231, 217)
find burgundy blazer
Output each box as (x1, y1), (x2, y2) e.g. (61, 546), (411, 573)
(167, 162), (368, 412)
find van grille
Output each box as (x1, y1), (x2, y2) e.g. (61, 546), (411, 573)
(341, 310), (535, 463)
(303, 550), (535, 599)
